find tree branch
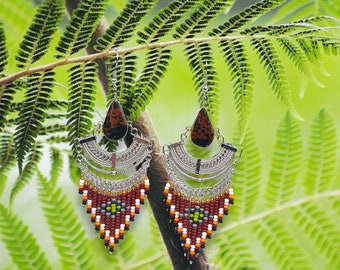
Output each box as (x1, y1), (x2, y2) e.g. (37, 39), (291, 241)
(64, 1), (211, 269)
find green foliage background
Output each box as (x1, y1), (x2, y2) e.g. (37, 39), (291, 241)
(0, 0), (340, 269)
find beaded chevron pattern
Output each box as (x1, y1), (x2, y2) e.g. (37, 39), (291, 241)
(76, 133), (153, 253)
(163, 138), (240, 263)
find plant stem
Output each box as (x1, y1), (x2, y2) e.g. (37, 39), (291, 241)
(0, 34), (260, 86)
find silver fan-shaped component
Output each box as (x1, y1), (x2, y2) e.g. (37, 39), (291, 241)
(75, 134), (153, 194)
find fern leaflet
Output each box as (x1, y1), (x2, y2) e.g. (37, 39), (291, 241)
(231, 129), (262, 220)
(221, 39), (254, 138)
(264, 112), (303, 207)
(173, 0), (229, 39)
(95, 0), (156, 50)
(294, 203), (340, 269)
(210, 0), (286, 36)
(0, 82), (17, 130)
(213, 231), (260, 269)
(16, 0), (64, 68)
(185, 43), (219, 126)
(247, 34), (303, 120)
(137, 0), (201, 44)
(254, 216), (313, 269)
(14, 70), (54, 172)
(49, 147), (63, 187)
(0, 203), (52, 270)
(303, 109), (338, 195)
(0, 23), (8, 73)
(0, 134), (15, 197)
(37, 171), (95, 270)
(10, 142), (43, 204)
(56, 0), (108, 58)
(68, 153), (81, 185)
(67, 62), (97, 149)
(129, 48), (171, 120)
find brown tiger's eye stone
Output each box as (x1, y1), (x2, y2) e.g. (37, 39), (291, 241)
(103, 100), (128, 140)
(191, 107), (214, 147)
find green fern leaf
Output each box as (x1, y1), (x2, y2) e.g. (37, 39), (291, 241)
(15, 70), (54, 172)
(49, 147), (63, 187)
(231, 129), (262, 220)
(247, 35), (303, 120)
(67, 62), (97, 147)
(137, 0), (201, 44)
(221, 40), (254, 138)
(213, 231), (260, 269)
(185, 43), (220, 126)
(10, 143), (43, 204)
(68, 152), (81, 185)
(0, 23), (8, 73)
(210, 0), (286, 36)
(173, 0), (230, 39)
(0, 133), (15, 170)
(55, 0), (108, 58)
(37, 171), (95, 270)
(0, 134), (15, 197)
(129, 48), (171, 120)
(303, 109), (338, 195)
(264, 112), (303, 207)
(16, 0), (64, 68)
(0, 203), (52, 270)
(294, 203), (340, 269)
(39, 123), (68, 135)
(106, 53), (138, 102)
(273, 0), (340, 23)
(254, 216), (313, 269)
(0, 82), (18, 130)
(95, 0), (156, 50)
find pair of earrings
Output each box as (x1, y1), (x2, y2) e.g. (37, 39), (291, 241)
(75, 56), (241, 264)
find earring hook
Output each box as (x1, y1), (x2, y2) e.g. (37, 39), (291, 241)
(202, 61), (208, 107)
(112, 48), (119, 100)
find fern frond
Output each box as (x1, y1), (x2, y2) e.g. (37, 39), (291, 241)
(0, 82), (17, 130)
(303, 109), (338, 195)
(0, 23), (8, 73)
(14, 70), (54, 172)
(106, 53), (138, 103)
(294, 203), (340, 269)
(46, 99), (68, 110)
(0, 133), (15, 170)
(55, 0), (108, 58)
(185, 43), (219, 126)
(129, 48), (171, 120)
(67, 62), (97, 148)
(95, 0), (156, 51)
(213, 231), (260, 269)
(0, 134), (15, 198)
(39, 124), (68, 135)
(68, 152), (80, 185)
(10, 142), (43, 204)
(137, 0), (201, 44)
(254, 216), (313, 269)
(273, 0), (340, 23)
(0, 203), (52, 270)
(264, 112), (303, 207)
(16, 0), (64, 68)
(49, 147), (63, 187)
(247, 34), (303, 120)
(221, 40), (254, 138)
(210, 0), (286, 36)
(231, 129), (262, 220)
(37, 171), (94, 270)
(173, 0), (229, 39)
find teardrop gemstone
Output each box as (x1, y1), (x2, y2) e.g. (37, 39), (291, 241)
(191, 107), (214, 147)
(103, 100), (128, 140)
